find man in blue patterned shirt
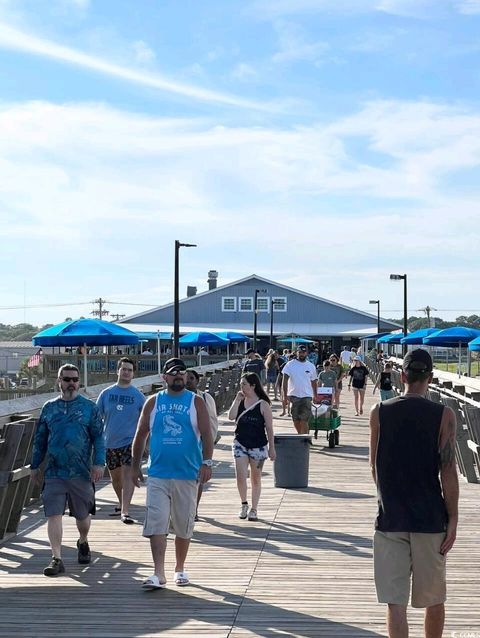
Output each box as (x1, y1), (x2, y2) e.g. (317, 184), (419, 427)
(31, 364), (105, 577)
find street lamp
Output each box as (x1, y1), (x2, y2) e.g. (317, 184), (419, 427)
(389, 273), (408, 355)
(174, 240), (197, 357)
(253, 288), (267, 352)
(369, 300), (381, 334)
(270, 299), (281, 349)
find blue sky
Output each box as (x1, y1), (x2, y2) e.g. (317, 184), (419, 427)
(1, 0), (480, 327)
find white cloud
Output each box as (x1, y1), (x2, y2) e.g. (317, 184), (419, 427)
(1, 98), (479, 323)
(0, 23), (271, 111)
(231, 62), (258, 81)
(131, 40), (156, 64)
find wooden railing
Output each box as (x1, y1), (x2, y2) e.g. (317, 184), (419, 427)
(0, 363), (241, 543)
(42, 353), (242, 381)
(365, 355), (480, 485)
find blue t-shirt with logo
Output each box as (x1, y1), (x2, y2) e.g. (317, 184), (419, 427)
(148, 389), (202, 480)
(96, 384), (145, 449)
(31, 394), (105, 480)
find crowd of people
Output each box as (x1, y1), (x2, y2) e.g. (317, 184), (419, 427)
(29, 344), (460, 638)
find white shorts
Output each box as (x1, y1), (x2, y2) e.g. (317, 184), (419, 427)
(143, 477), (197, 539)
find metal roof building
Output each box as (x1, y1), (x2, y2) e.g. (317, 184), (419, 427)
(120, 274), (399, 351)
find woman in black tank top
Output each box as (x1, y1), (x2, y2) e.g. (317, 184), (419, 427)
(228, 373), (276, 522)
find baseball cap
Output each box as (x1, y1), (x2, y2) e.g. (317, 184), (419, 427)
(402, 349), (433, 373)
(353, 356), (362, 361)
(296, 345), (308, 352)
(246, 348), (255, 355)
(163, 357), (187, 374)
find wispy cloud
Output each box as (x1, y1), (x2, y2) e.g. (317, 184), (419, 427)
(272, 20), (329, 64)
(131, 40), (156, 64)
(456, 0), (480, 13)
(231, 62), (258, 81)
(0, 23), (271, 110)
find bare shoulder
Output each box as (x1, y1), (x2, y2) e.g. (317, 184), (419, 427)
(369, 402), (380, 425)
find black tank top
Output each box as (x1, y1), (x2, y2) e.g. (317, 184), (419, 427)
(235, 400), (268, 449)
(375, 395), (448, 533)
(379, 372), (392, 391)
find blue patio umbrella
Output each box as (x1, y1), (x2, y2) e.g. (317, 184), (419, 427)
(213, 331), (249, 360)
(377, 332), (407, 344)
(179, 332), (229, 346)
(33, 318), (139, 389)
(180, 331), (230, 366)
(213, 331), (250, 343)
(400, 328), (438, 345)
(468, 336), (480, 352)
(423, 326), (480, 376)
(277, 337), (315, 344)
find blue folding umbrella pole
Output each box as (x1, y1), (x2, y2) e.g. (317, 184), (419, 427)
(33, 318), (139, 389)
(423, 327), (480, 377)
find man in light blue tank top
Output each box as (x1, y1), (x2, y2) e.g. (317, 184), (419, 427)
(96, 357), (145, 523)
(130, 358), (213, 590)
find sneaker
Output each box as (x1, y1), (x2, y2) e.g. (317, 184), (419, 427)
(239, 503), (248, 519)
(247, 508), (258, 521)
(43, 557), (65, 577)
(77, 539), (91, 564)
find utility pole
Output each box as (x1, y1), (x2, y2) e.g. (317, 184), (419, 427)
(110, 313), (126, 322)
(91, 298), (110, 319)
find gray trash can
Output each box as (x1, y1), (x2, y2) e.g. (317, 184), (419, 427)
(273, 434), (311, 488)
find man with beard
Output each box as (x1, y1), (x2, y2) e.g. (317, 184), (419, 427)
(30, 364), (105, 576)
(130, 358), (213, 590)
(282, 344), (318, 434)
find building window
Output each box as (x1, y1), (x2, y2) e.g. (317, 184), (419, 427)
(272, 296), (287, 312)
(239, 297), (253, 312)
(222, 297), (236, 312)
(256, 297), (270, 312)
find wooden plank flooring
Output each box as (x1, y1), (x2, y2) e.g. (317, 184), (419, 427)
(1, 389), (479, 638)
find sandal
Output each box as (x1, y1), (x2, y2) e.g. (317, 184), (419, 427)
(108, 507), (121, 517)
(121, 514), (135, 525)
(142, 575), (166, 590)
(173, 571), (190, 586)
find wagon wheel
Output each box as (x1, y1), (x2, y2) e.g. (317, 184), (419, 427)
(328, 431), (335, 448)
(334, 429), (339, 445)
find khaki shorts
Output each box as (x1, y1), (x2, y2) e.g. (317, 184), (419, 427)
(290, 396), (312, 422)
(143, 477), (197, 539)
(374, 531), (447, 608)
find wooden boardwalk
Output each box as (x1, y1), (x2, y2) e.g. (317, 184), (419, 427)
(1, 390), (479, 638)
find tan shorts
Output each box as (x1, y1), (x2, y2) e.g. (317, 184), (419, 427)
(143, 477), (197, 539)
(374, 531), (447, 608)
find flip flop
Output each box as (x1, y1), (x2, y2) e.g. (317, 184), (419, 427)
(142, 575), (167, 590)
(121, 514), (135, 525)
(173, 571), (190, 586)
(108, 507), (121, 517)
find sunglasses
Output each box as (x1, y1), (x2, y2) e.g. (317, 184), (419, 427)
(61, 376), (79, 383)
(166, 369), (187, 376)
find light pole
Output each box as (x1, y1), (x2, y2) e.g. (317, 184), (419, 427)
(253, 288), (267, 352)
(174, 240), (197, 357)
(389, 273), (408, 355)
(270, 299), (280, 349)
(369, 300), (381, 334)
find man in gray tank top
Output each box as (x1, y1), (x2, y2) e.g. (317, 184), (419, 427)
(369, 349), (459, 638)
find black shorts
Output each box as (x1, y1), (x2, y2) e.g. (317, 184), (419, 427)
(106, 444), (133, 470)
